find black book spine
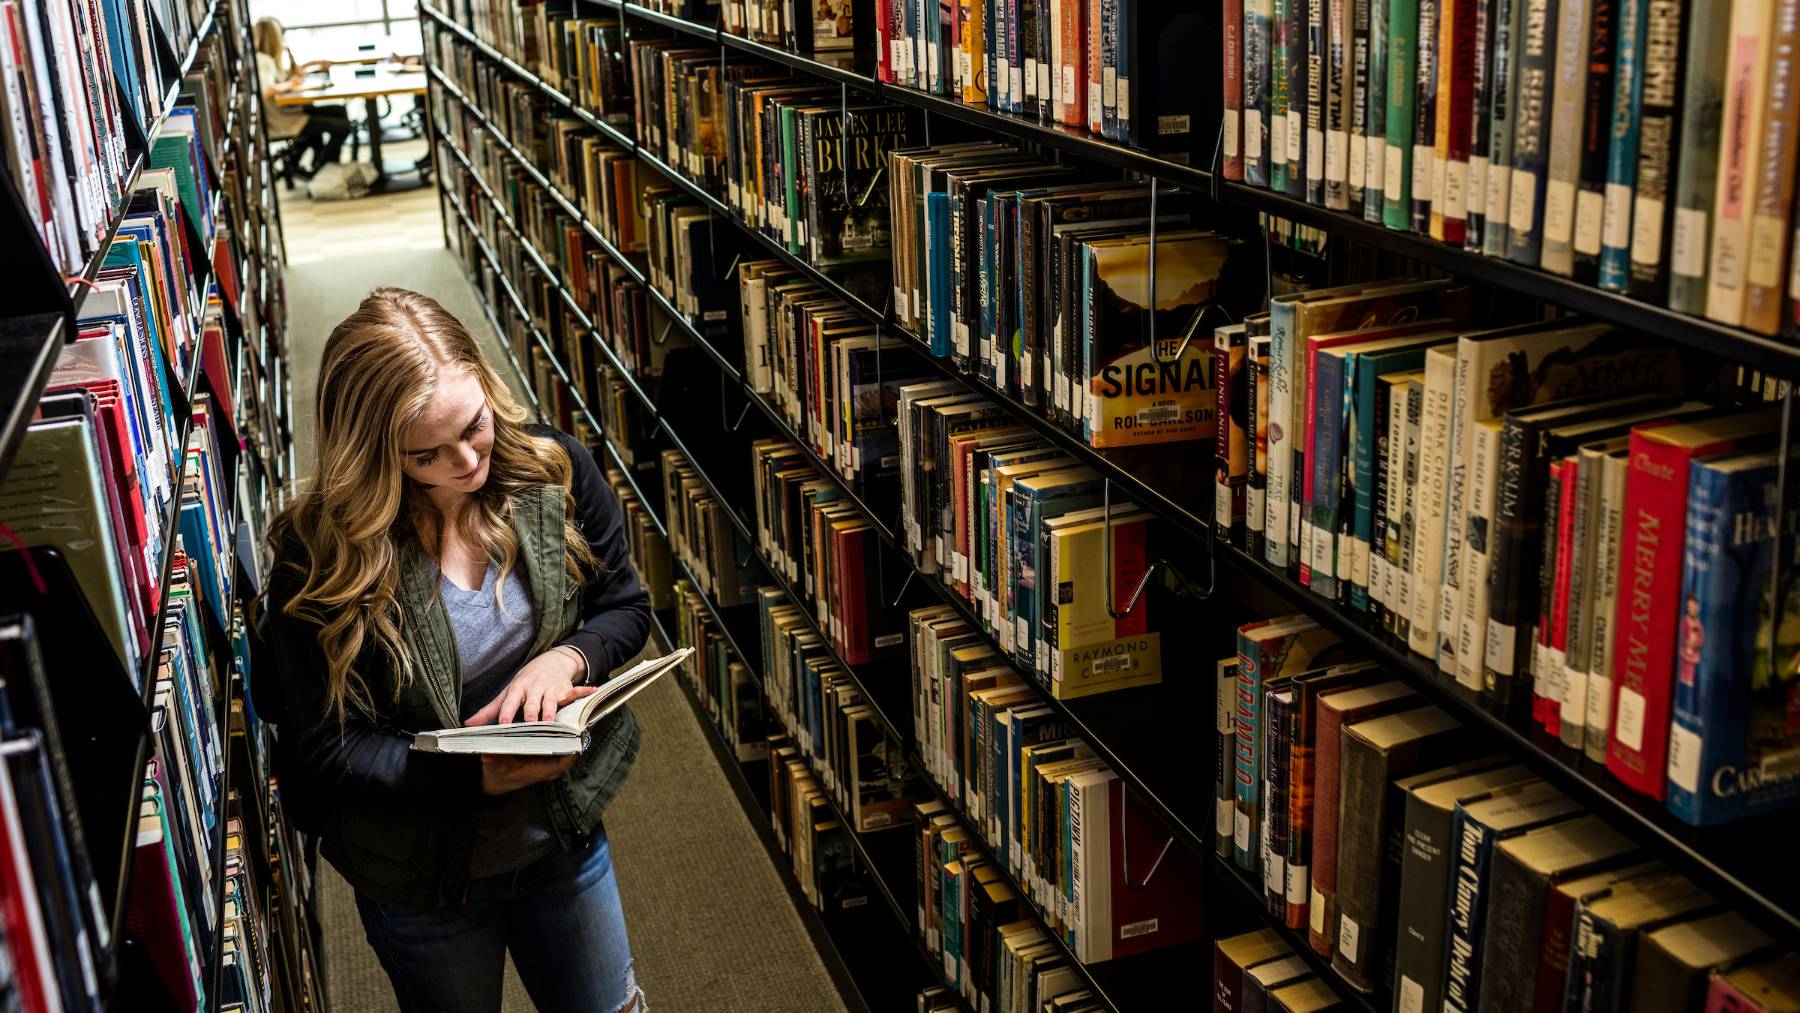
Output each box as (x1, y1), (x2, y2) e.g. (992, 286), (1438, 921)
(1290, 0), (1312, 197)
(1350, 0), (1372, 216)
(1020, 199), (1043, 409)
(1570, 0), (1618, 283)
(1565, 905), (1631, 1013)
(1218, 664), (1238, 860)
(1329, 733), (1387, 992)
(1624, 0), (1687, 301)
(1264, 692), (1295, 914)
(1481, 416), (1539, 716)
(1394, 793), (1460, 1013)
(1467, 0), (1496, 248)
(1474, 841), (1555, 1013)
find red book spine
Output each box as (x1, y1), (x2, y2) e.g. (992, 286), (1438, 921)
(1060, 0), (1085, 127)
(1606, 431), (1719, 798)
(1225, 0), (1245, 180)
(1532, 882), (1580, 1012)
(1440, 0), (1479, 246)
(1306, 701), (1346, 956)
(1544, 458), (1580, 737)
(1085, 0), (1103, 132)
(1110, 516), (1150, 639)
(1107, 777), (1206, 961)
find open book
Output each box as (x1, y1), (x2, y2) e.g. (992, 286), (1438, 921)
(412, 649), (692, 756)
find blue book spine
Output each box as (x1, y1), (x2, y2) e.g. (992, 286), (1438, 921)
(1504, 0), (1559, 267)
(1101, 0), (1120, 139)
(926, 191), (953, 357)
(1246, 0), (1274, 186)
(1598, 0), (1648, 291)
(1666, 455), (1800, 826)
(1310, 349), (1346, 600)
(1441, 807), (1497, 1013)
(1233, 631), (1266, 873)
(978, 198), (996, 382)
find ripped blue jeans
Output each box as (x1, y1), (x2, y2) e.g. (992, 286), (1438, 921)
(354, 831), (643, 1013)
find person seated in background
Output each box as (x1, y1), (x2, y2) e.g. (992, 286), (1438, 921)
(253, 17), (354, 179)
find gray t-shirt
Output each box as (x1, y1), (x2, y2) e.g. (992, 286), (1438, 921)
(441, 563), (562, 878)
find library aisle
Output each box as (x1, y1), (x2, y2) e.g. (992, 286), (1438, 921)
(281, 172), (849, 1013)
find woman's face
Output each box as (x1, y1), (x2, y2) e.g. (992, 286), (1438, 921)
(400, 369), (494, 494)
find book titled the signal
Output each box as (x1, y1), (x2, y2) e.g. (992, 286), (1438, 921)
(412, 650), (693, 755)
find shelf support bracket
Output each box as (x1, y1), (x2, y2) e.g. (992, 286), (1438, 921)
(720, 372), (753, 432)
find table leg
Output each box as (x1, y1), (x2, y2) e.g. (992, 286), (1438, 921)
(366, 96), (386, 185)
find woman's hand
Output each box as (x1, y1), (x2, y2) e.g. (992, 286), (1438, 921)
(479, 754), (577, 795)
(463, 648), (590, 726)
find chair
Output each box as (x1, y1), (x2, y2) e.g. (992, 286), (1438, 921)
(268, 129), (305, 191)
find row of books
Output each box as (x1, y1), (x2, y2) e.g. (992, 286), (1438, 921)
(605, 464), (676, 611)
(873, 0), (1208, 163)
(749, 438), (900, 664)
(1223, 0), (1800, 336)
(908, 606), (1203, 967)
(914, 798), (1107, 1013)
(133, 547), (227, 1011)
(0, 618), (113, 1013)
(673, 576), (768, 761)
(720, 0), (855, 54)
(888, 142), (1237, 450)
(663, 447), (761, 608)
(1222, 611), (1800, 1008)
(897, 383), (1163, 698)
(1212, 931), (1343, 1012)
(740, 263), (930, 502)
(758, 586), (919, 833)
(768, 733), (875, 916)
(1217, 276), (1799, 824)
(0, 0), (214, 273)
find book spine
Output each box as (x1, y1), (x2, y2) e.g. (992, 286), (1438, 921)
(1328, 729), (1387, 992)
(1285, 694), (1319, 930)
(1567, 904), (1632, 1013)
(1481, 416), (1539, 716)
(1559, 454), (1601, 750)
(1570, 0), (1621, 283)
(1228, 0), (1247, 180)
(1218, 662), (1239, 859)
(1534, 874), (1585, 1009)
(1219, 327), (1250, 540)
(1585, 452), (1628, 764)
(1439, 0), (1478, 245)
(1667, 0), (1738, 313)
(1539, 0), (1594, 276)
(1441, 811), (1495, 1013)
(1330, 0), (1356, 209)
(1394, 791), (1460, 1013)
(1397, 381), (1424, 642)
(1291, 0), (1314, 193)
(1741, 0), (1800, 334)
(1234, 634), (1268, 874)
(1249, 0), (1275, 186)
(1483, 0), (1528, 254)
(1530, 462), (1567, 731)
(1309, 350), (1348, 599)
(1274, 0), (1294, 192)
(1411, 0), (1441, 230)
(1310, 0), (1331, 201)
(1385, 0), (1419, 227)
(1262, 691), (1294, 912)
(1266, 304), (1297, 568)
(1543, 460), (1580, 735)
(1352, 356), (1386, 615)
(1506, 0), (1560, 265)
(1307, 703), (1347, 959)
(1250, 335), (1272, 556)
(1384, 379), (1415, 632)
(1606, 430), (1697, 799)
(1467, 0), (1496, 247)
(1601, 0), (1651, 290)
(1366, 0), (1391, 220)
(1473, 847), (1553, 1013)
(1626, 0), (1690, 302)
(1704, 0), (1776, 326)
(1409, 356), (1457, 657)
(1351, 0), (1373, 214)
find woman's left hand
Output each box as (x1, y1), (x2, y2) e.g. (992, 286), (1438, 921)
(464, 649), (590, 726)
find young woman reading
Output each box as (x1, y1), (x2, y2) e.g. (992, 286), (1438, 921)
(259, 288), (650, 1013)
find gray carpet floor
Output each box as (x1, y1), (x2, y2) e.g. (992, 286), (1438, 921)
(282, 235), (850, 1013)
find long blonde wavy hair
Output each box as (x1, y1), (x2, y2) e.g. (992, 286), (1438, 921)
(268, 288), (596, 722)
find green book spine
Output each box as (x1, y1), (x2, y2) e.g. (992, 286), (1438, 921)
(1384, 0), (1419, 228)
(1665, 0), (1734, 313)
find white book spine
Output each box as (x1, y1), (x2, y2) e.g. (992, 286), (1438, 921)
(1408, 350), (1458, 655)
(1265, 306), (1295, 567)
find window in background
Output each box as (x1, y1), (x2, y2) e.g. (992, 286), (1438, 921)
(249, 0), (424, 60)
